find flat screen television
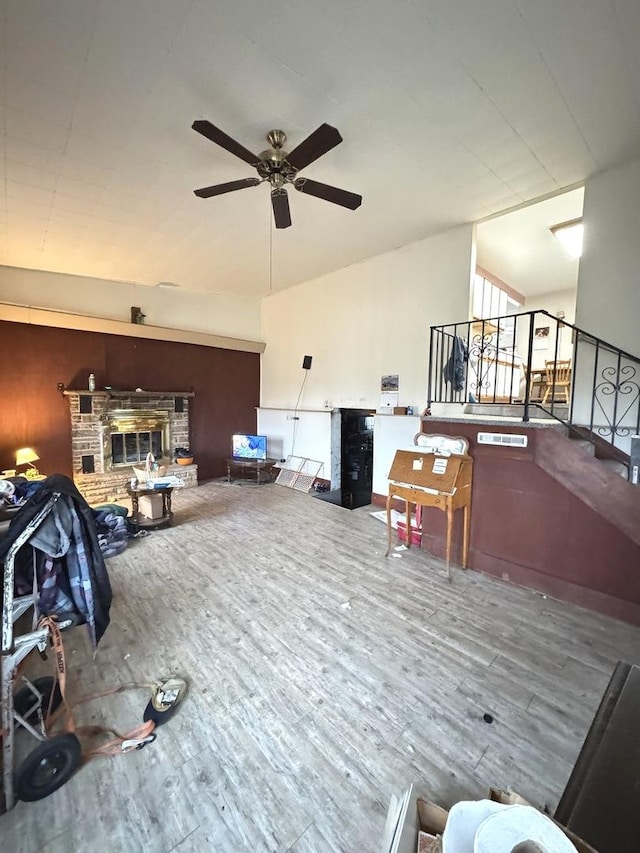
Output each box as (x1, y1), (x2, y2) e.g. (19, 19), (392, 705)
(232, 434), (268, 461)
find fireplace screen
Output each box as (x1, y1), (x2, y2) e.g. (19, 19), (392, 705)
(111, 430), (163, 465)
(106, 409), (170, 468)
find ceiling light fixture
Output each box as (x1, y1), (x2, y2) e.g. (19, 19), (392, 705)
(156, 281), (180, 289)
(550, 218), (583, 259)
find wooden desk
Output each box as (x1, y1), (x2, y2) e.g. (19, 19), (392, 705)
(385, 441), (473, 579)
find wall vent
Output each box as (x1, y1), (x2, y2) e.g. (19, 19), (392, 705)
(478, 432), (528, 448)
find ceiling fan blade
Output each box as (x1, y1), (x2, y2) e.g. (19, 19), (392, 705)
(271, 188), (292, 229)
(194, 177), (261, 198)
(294, 177), (362, 210)
(285, 123), (343, 171)
(192, 120), (261, 167)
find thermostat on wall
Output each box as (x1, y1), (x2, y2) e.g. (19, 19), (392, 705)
(478, 432), (528, 448)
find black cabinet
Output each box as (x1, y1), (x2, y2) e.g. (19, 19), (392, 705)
(340, 409), (374, 509)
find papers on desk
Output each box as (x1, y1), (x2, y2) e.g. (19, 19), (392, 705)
(145, 475), (184, 488)
(432, 457), (448, 474)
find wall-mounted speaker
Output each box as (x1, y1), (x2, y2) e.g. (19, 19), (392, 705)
(302, 355), (313, 370)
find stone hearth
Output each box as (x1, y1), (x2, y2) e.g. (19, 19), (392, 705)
(64, 390), (198, 504)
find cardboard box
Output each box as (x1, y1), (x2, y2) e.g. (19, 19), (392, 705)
(138, 493), (163, 520)
(393, 407), (408, 415)
(381, 786), (598, 853)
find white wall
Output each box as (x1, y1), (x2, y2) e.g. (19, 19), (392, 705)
(371, 415), (422, 496)
(260, 224), (475, 414)
(576, 156), (640, 357)
(0, 264), (262, 342)
(256, 408), (333, 481)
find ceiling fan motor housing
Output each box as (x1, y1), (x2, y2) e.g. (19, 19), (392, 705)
(258, 130), (298, 187)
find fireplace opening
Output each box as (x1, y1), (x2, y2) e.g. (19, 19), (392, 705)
(105, 409), (170, 469)
(111, 430), (163, 464)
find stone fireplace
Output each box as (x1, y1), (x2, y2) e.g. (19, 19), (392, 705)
(64, 390), (198, 504)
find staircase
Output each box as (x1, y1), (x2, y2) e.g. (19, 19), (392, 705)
(429, 309), (640, 482)
(422, 311), (640, 624)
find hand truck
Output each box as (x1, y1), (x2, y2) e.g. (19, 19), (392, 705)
(1, 494), (82, 812)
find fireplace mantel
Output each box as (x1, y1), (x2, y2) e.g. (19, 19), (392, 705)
(63, 390), (195, 397)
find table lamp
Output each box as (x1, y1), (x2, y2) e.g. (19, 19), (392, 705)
(15, 447), (40, 479)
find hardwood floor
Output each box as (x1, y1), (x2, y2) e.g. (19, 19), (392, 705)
(3, 481), (639, 852)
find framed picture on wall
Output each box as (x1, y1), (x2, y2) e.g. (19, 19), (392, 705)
(381, 375), (399, 392)
(533, 326), (550, 350)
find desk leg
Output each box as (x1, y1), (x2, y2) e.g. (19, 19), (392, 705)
(445, 505), (453, 583)
(385, 493), (394, 557)
(131, 493), (139, 523)
(462, 504), (470, 570)
(405, 500), (412, 550)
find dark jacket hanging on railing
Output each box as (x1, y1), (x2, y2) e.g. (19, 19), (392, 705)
(443, 335), (468, 392)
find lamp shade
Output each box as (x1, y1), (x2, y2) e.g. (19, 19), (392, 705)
(16, 447), (39, 466)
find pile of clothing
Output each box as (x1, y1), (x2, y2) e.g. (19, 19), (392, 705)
(93, 505), (132, 559)
(0, 476), (42, 509)
(0, 475), (113, 647)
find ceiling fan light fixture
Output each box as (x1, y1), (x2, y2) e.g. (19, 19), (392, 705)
(192, 120), (361, 228)
(550, 218), (583, 259)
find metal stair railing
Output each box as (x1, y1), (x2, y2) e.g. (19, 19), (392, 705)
(427, 310), (640, 461)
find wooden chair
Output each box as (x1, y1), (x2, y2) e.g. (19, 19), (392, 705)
(542, 359), (571, 404)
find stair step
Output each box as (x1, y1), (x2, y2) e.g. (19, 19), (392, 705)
(569, 438), (596, 456)
(464, 403), (569, 420)
(600, 459), (629, 480)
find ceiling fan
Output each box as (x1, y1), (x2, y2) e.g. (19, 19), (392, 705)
(191, 120), (362, 229)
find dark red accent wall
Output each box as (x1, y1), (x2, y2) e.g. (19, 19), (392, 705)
(374, 420), (640, 625)
(0, 321), (260, 481)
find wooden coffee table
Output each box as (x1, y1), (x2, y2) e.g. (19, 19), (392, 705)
(126, 484), (174, 529)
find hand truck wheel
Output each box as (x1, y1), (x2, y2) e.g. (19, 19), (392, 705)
(14, 733), (82, 801)
(13, 676), (63, 723)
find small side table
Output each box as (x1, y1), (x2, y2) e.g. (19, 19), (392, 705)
(226, 458), (277, 484)
(126, 485), (174, 529)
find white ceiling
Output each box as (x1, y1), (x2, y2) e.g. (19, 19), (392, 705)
(476, 186), (584, 297)
(1, 0), (640, 297)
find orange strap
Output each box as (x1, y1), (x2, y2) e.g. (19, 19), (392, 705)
(37, 615), (157, 757)
(39, 615), (75, 734)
